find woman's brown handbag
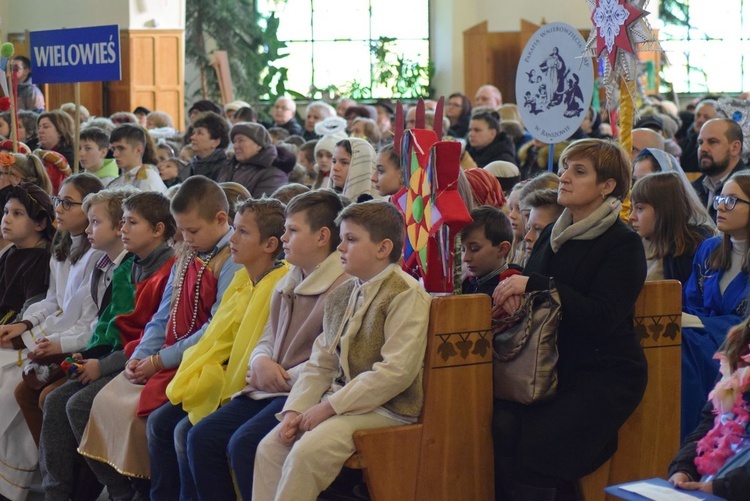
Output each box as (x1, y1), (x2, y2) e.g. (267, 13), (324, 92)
(492, 288), (561, 404)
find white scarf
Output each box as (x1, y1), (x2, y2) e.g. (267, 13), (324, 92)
(550, 196), (622, 252)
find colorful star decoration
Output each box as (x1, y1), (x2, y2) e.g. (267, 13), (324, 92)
(584, 0), (661, 106)
(392, 98), (472, 294)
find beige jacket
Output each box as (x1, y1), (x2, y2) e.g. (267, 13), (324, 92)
(283, 264), (431, 419)
(241, 251), (349, 397)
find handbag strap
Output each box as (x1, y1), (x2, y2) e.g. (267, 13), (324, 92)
(492, 290), (555, 362)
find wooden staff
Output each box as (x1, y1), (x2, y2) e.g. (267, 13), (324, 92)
(74, 83), (80, 173)
(6, 64), (18, 153)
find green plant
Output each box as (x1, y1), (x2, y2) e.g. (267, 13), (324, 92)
(369, 36), (433, 99)
(340, 80), (373, 101)
(296, 36), (433, 100)
(185, 0), (289, 102)
(657, 0), (711, 94)
(659, 0), (689, 28)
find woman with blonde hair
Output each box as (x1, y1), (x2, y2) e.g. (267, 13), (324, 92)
(349, 117), (381, 148)
(0, 152), (53, 195)
(499, 103), (524, 127)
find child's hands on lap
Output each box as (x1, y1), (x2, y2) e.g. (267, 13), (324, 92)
(33, 338), (62, 356)
(298, 401), (336, 432)
(250, 357), (292, 393)
(0, 323), (27, 343)
(133, 356), (160, 382)
(75, 359), (101, 385)
(279, 411), (301, 446)
(124, 358), (143, 384)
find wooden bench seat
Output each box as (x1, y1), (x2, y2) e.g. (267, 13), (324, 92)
(344, 294), (494, 501)
(580, 280), (683, 500)
(343, 281), (681, 500)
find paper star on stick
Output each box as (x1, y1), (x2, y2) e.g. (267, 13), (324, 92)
(592, 0), (643, 68)
(584, 0), (661, 107)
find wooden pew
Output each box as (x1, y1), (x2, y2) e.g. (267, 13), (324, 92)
(343, 294), (494, 501)
(579, 280), (683, 500)
(342, 281), (679, 500)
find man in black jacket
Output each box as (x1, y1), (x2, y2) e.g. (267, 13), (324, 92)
(691, 118), (747, 220)
(680, 99), (719, 173)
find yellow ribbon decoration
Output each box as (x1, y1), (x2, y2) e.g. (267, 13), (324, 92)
(618, 78), (636, 155)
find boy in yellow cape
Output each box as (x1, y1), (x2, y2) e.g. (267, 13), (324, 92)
(150, 198), (289, 499)
(188, 189), (349, 500)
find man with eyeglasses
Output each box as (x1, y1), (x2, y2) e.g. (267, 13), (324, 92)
(270, 97), (303, 137)
(692, 118), (747, 220)
(11, 56), (45, 114)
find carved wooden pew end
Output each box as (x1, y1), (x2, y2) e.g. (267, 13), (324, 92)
(579, 280), (683, 500)
(342, 294), (495, 501)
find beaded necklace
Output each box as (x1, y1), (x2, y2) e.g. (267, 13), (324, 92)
(170, 249), (217, 341)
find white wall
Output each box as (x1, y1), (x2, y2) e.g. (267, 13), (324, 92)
(130, 0), (185, 30)
(431, 0), (592, 97)
(6, 0), (130, 32)
(0, 3), (10, 40)
(3, 0), (184, 34)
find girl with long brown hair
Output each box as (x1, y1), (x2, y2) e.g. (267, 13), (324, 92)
(630, 171), (715, 284)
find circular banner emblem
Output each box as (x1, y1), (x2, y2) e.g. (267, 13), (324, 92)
(516, 22), (594, 144)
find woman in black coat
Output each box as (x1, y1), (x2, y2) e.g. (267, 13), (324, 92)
(493, 139), (648, 500)
(465, 110), (516, 167)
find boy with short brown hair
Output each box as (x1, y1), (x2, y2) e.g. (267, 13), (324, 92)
(253, 200), (432, 500)
(185, 189), (350, 499)
(149, 197), (290, 499)
(77, 176), (242, 500)
(79, 127), (118, 185)
(460, 206), (521, 297)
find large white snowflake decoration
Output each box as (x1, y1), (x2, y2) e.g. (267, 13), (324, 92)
(584, 0), (662, 107)
(593, 0), (630, 55)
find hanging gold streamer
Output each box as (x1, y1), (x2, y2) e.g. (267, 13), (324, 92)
(618, 78), (636, 155)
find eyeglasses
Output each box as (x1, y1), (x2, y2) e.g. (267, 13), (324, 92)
(52, 197), (83, 211)
(713, 195), (750, 211)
